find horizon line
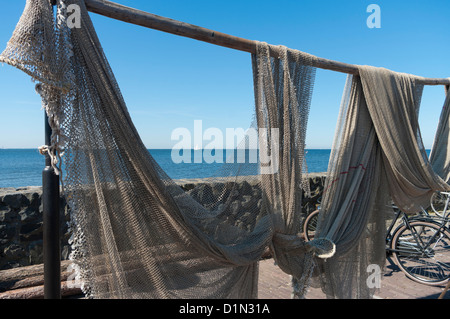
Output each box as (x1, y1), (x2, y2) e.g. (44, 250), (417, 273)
(0, 147), (338, 151)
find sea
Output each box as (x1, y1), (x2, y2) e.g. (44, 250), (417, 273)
(0, 149), (332, 188)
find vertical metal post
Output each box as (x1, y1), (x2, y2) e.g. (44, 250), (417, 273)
(43, 112), (61, 299)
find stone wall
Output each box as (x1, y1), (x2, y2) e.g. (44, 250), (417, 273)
(0, 187), (72, 270)
(0, 173), (326, 270)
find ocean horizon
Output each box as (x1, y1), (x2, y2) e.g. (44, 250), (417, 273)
(0, 148), (332, 189)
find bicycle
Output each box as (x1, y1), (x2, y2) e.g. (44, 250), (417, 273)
(303, 208), (319, 242)
(386, 206), (450, 286)
(303, 201), (450, 286)
(431, 191), (449, 218)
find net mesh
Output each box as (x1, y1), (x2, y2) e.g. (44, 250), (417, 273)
(308, 67), (450, 298)
(430, 87), (450, 183)
(2, 0), (450, 300)
(309, 74), (389, 298)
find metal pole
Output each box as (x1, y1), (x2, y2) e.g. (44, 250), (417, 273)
(84, 0), (450, 86)
(43, 112), (61, 299)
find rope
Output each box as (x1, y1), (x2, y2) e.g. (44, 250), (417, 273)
(38, 145), (60, 175)
(38, 144), (65, 194)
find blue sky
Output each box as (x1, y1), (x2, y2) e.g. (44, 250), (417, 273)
(0, 0), (449, 149)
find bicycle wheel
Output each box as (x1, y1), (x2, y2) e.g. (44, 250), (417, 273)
(303, 210), (319, 242)
(430, 191), (447, 217)
(392, 221), (450, 286)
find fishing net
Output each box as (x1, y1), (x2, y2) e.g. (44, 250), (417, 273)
(2, 0), (450, 300)
(305, 74), (388, 299)
(430, 87), (450, 183)
(309, 67), (450, 298)
(1, 0), (322, 298)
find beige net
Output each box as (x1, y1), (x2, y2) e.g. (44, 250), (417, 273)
(430, 87), (450, 183)
(309, 67), (450, 299)
(359, 66), (449, 214)
(2, 0), (450, 300)
(1, 0), (320, 298)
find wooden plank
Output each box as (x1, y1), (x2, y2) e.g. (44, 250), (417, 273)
(0, 260), (72, 291)
(439, 280), (450, 299)
(84, 0), (256, 55)
(82, 0), (450, 86)
(0, 281), (82, 299)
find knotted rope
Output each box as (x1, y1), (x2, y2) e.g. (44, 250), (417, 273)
(272, 232), (336, 298)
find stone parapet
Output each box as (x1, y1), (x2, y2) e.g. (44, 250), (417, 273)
(0, 173), (326, 270)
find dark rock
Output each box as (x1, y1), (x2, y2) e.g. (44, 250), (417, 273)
(28, 240), (43, 265)
(20, 222), (43, 241)
(224, 182), (240, 200)
(61, 245), (71, 260)
(0, 224), (16, 240)
(1, 262), (22, 270)
(241, 212), (253, 223)
(18, 207), (40, 222)
(257, 199), (263, 210)
(20, 222), (42, 235)
(230, 200), (241, 215)
(2, 194), (29, 210)
(0, 209), (15, 223)
(211, 183), (225, 197)
(181, 183), (196, 191)
(25, 192), (41, 210)
(190, 184), (214, 205)
(252, 187), (262, 199)
(241, 195), (256, 210)
(4, 244), (25, 259)
(239, 181), (253, 196)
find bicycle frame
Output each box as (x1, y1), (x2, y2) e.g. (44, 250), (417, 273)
(386, 208), (447, 256)
(386, 209), (410, 254)
(432, 191), (450, 228)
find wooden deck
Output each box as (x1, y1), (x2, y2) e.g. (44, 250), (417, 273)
(1, 257), (448, 299)
(258, 257), (449, 299)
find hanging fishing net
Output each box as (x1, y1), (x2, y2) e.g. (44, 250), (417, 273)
(430, 87), (450, 183)
(309, 67), (450, 298)
(0, 0), (324, 298)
